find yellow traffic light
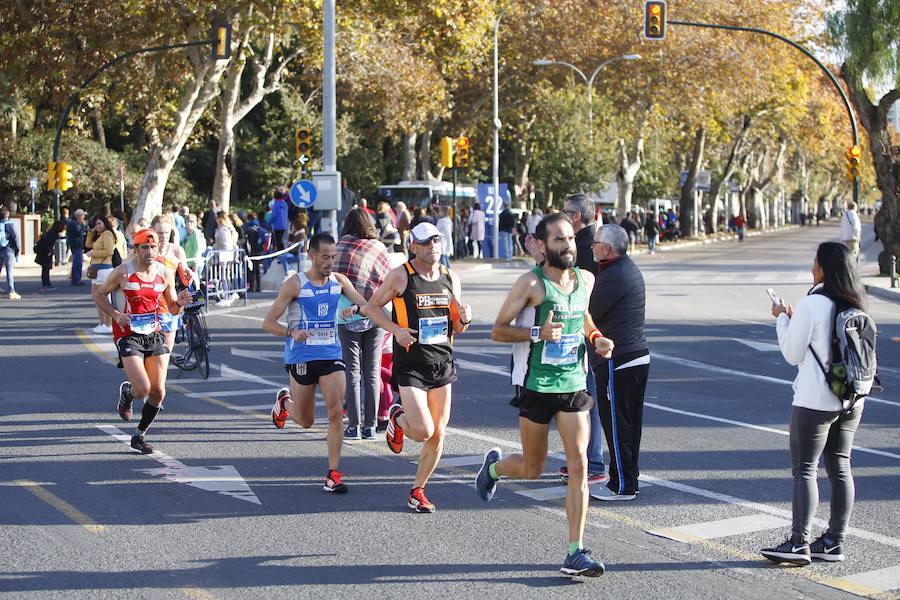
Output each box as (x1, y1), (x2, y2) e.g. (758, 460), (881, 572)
(644, 0), (667, 40)
(846, 145), (861, 180)
(47, 162), (57, 191)
(296, 128), (311, 164)
(455, 137), (470, 169)
(212, 23), (232, 60)
(440, 137), (454, 168)
(57, 162), (73, 191)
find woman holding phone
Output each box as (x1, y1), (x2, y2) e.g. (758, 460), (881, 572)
(760, 242), (869, 566)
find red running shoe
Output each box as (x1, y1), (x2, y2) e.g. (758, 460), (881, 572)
(385, 403), (404, 454)
(407, 487), (435, 513)
(272, 388), (290, 429)
(324, 469), (349, 494)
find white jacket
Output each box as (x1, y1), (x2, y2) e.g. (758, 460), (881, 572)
(436, 216), (453, 256)
(840, 209), (860, 241)
(775, 289), (844, 412)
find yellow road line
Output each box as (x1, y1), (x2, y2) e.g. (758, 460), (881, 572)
(15, 480), (106, 533)
(181, 587), (219, 600)
(76, 329), (117, 365)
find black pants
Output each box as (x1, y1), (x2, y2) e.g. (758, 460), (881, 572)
(593, 357), (650, 495)
(41, 262), (51, 287)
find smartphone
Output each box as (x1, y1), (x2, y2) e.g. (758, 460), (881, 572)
(766, 288), (780, 304)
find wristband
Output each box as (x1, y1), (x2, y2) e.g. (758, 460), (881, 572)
(459, 320), (471, 326)
(588, 329), (602, 345)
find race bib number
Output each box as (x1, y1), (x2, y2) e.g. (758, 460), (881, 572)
(418, 316), (448, 345)
(129, 313), (158, 335)
(306, 321), (336, 346)
(541, 333), (581, 366)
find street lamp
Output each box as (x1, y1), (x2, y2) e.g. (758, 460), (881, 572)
(491, 7), (509, 259)
(533, 53), (641, 145)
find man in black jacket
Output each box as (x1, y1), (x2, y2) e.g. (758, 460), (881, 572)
(588, 223), (649, 501)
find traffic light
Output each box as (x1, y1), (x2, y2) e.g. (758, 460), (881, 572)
(57, 162), (73, 191)
(643, 0), (667, 40)
(47, 162), (57, 191)
(296, 127), (311, 165)
(439, 137), (454, 168)
(454, 137), (470, 168)
(846, 145), (862, 180)
(212, 22), (232, 60)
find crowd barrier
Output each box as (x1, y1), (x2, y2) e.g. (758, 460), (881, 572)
(202, 248), (248, 311)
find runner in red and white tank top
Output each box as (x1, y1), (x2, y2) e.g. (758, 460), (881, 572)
(150, 214), (193, 351)
(95, 228), (192, 455)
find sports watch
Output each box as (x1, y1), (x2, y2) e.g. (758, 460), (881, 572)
(530, 326), (541, 343)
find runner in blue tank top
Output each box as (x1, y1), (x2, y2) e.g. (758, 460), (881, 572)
(262, 233), (368, 494)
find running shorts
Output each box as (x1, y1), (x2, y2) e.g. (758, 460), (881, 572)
(392, 358), (457, 392)
(511, 387), (592, 425)
(285, 360), (346, 386)
(116, 332), (169, 361)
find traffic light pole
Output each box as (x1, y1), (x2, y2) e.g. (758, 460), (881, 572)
(50, 39), (216, 221)
(452, 167), (458, 257)
(668, 19), (860, 206)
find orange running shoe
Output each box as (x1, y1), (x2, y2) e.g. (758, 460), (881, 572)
(407, 487), (435, 513)
(324, 469), (349, 494)
(385, 403), (404, 454)
(272, 388), (290, 429)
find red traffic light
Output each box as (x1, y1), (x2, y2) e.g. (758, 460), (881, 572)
(644, 1), (667, 40)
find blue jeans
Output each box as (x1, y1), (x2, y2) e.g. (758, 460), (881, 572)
(0, 247), (15, 293)
(648, 235), (657, 253)
(498, 231), (512, 259)
(71, 248), (83, 284)
(586, 369), (606, 474)
(440, 255), (451, 268)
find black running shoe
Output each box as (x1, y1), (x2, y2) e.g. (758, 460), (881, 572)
(130, 435), (154, 455)
(761, 538), (811, 566)
(117, 382), (134, 421)
(810, 534), (844, 562)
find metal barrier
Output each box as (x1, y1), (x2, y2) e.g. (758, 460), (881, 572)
(53, 239), (68, 266)
(203, 248), (248, 310)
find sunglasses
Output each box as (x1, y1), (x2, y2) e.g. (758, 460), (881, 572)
(415, 235), (442, 245)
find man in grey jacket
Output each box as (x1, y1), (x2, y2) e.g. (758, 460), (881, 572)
(588, 224), (649, 501)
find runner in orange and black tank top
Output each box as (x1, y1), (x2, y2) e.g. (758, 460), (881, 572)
(391, 261), (457, 369)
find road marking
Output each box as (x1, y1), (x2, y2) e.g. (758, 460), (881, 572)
(94, 425), (261, 505)
(167, 376), (239, 385)
(731, 338), (781, 352)
(231, 348), (282, 362)
(184, 388), (282, 398)
(435, 455), (486, 468)
(75, 329), (116, 365)
(841, 565), (900, 593)
(454, 358), (510, 376)
(649, 513), (791, 542)
(14, 480), (106, 533)
(228, 403), (276, 411)
(213, 312), (264, 322)
(181, 587), (219, 600)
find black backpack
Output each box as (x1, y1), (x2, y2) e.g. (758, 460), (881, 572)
(808, 298), (880, 413)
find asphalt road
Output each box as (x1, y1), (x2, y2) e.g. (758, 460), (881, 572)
(1, 220), (898, 599)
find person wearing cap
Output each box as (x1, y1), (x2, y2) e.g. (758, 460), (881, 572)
(94, 228), (193, 455)
(67, 208), (88, 285)
(362, 221), (473, 513)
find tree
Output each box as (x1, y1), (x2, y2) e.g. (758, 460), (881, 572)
(828, 0), (900, 274)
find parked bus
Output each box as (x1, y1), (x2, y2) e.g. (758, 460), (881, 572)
(376, 180), (476, 213)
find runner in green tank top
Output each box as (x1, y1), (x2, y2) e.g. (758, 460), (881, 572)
(474, 213), (614, 578)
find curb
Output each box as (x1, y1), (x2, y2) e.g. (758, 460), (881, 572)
(864, 283), (900, 305)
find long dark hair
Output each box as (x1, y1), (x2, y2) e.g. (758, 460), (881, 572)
(812, 242), (867, 310)
(341, 208), (376, 239)
(89, 213), (113, 232)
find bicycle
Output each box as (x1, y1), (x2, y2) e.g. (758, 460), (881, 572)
(173, 288), (212, 379)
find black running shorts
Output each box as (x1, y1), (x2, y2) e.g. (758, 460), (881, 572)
(285, 360), (346, 386)
(511, 387), (593, 425)
(392, 359), (457, 392)
(116, 332), (169, 362)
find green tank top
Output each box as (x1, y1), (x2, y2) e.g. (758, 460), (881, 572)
(518, 266), (589, 393)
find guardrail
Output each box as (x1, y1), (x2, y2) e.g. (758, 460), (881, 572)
(203, 248), (248, 310)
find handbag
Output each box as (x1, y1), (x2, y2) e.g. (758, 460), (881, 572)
(86, 265), (99, 279)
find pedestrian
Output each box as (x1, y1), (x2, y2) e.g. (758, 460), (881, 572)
(170, 206), (185, 246)
(498, 202), (516, 259)
(35, 220), (67, 291)
(589, 224), (650, 502)
(395, 201), (411, 254)
(476, 212), (614, 577)
(181, 213), (207, 272)
(363, 222), (473, 513)
(335, 209), (392, 440)
(761, 242), (871, 566)
(516, 211), (528, 256)
(244, 211), (270, 293)
(270, 186), (290, 252)
(264, 233), (369, 493)
(840, 201), (861, 262)
(66, 208), (88, 286)
(467, 202), (486, 258)
(620, 211), (639, 255)
(526, 207), (543, 235)
(201, 199), (220, 244)
(409, 207), (429, 230)
(735, 212), (747, 242)
(644, 213), (660, 255)
(435, 206), (454, 268)
(214, 212), (238, 251)
(86, 214), (121, 334)
(0, 205), (21, 300)
(376, 200), (401, 251)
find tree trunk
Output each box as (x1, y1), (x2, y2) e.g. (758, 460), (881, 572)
(679, 126), (705, 238)
(842, 65), (900, 275)
(132, 48), (228, 224)
(91, 105), (106, 148)
(400, 132), (416, 181)
(709, 114), (752, 233)
(10, 112), (16, 143)
(416, 130), (435, 181)
(615, 136), (644, 220)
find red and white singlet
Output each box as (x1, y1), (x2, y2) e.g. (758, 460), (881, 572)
(112, 261), (167, 341)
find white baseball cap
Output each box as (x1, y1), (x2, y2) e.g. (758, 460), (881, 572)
(410, 222), (442, 243)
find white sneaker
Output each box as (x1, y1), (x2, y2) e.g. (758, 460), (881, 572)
(590, 487), (636, 502)
(92, 324), (106, 333)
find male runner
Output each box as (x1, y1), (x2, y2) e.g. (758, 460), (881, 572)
(363, 222), (472, 513)
(263, 233), (368, 494)
(94, 228), (192, 454)
(475, 212), (614, 576)
(150, 214), (193, 351)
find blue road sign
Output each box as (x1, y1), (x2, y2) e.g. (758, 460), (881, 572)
(290, 180), (317, 208)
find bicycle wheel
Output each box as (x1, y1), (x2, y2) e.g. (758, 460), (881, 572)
(187, 312), (210, 379)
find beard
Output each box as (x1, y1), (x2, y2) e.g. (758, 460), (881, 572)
(546, 247), (575, 269)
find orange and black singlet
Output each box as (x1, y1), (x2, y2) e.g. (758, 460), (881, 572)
(392, 262), (455, 367)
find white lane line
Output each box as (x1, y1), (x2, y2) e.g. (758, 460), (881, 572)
(231, 348), (282, 362)
(649, 513), (791, 541)
(184, 388), (282, 398)
(206, 300), (274, 316)
(228, 404), (275, 411)
(515, 481), (613, 502)
(731, 338), (780, 352)
(841, 565), (900, 593)
(454, 358), (510, 377)
(167, 376), (239, 385)
(443, 426), (900, 550)
(436, 455), (486, 468)
(215, 313), (264, 322)
(653, 351), (899, 409)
